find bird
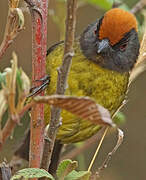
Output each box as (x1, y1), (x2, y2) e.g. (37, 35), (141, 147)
(14, 8), (140, 174)
(44, 8), (140, 144)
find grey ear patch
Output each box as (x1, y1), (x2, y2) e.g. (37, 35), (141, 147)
(79, 21), (98, 59)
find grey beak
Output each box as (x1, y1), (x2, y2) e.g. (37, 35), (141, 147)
(97, 39), (109, 54)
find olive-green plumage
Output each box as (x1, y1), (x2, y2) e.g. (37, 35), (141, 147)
(44, 41), (129, 144)
(44, 8), (140, 144)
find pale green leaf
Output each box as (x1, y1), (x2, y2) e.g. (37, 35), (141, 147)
(113, 111), (126, 125)
(57, 159), (78, 179)
(84, 0), (113, 10)
(65, 170), (91, 180)
(10, 168), (55, 180)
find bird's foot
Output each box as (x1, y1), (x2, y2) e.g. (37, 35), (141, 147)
(28, 75), (50, 98)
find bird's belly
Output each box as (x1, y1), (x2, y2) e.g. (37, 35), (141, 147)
(45, 47), (129, 143)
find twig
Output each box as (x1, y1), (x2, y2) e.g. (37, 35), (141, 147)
(0, 37), (10, 60)
(88, 127), (108, 172)
(28, 0), (48, 169)
(0, 3), (24, 59)
(131, 0), (146, 14)
(95, 129), (124, 178)
(0, 162), (12, 180)
(40, 0), (77, 171)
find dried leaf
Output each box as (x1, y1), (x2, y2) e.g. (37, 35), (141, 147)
(0, 3), (24, 59)
(9, 0), (20, 8)
(34, 95), (115, 126)
(8, 8), (24, 38)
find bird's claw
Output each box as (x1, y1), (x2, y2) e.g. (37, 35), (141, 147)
(27, 75), (50, 98)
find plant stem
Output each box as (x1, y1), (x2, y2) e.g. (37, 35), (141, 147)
(40, 0), (77, 171)
(29, 0), (48, 168)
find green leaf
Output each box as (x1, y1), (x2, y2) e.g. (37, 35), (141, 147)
(57, 0), (66, 2)
(119, 4), (130, 11)
(84, 0), (113, 10)
(57, 0), (113, 10)
(113, 111), (126, 125)
(57, 159), (78, 179)
(65, 170), (91, 180)
(10, 168), (55, 180)
(0, 71), (7, 88)
(16, 69), (23, 90)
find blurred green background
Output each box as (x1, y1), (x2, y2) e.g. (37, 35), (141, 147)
(0, 0), (146, 179)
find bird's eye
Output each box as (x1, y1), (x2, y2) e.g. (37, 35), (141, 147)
(94, 29), (97, 35)
(120, 42), (128, 51)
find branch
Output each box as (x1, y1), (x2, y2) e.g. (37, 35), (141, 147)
(131, 0), (146, 14)
(129, 12), (146, 83)
(95, 129), (124, 178)
(0, 1), (24, 59)
(27, 0), (48, 169)
(40, 0), (77, 171)
(0, 162), (12, 180)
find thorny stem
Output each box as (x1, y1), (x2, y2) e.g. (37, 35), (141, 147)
(40, 0), (77, 171)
